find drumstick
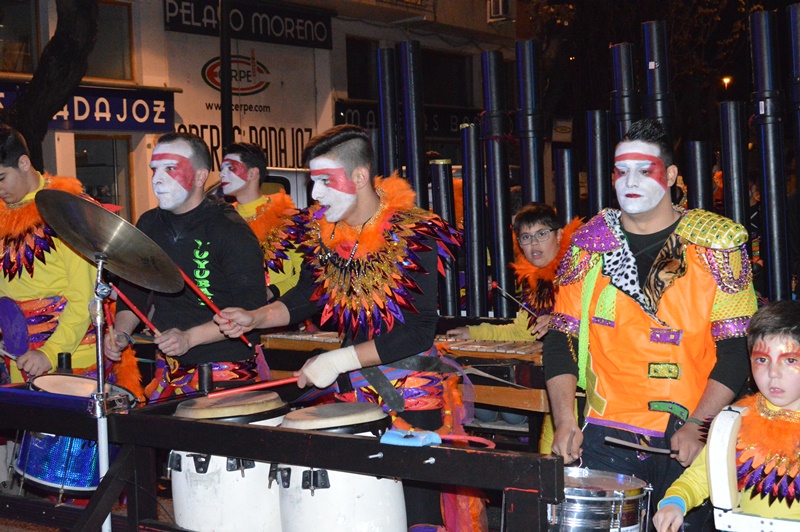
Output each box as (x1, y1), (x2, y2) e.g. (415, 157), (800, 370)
(0, 346), (18, 361)
(111, 284), (161, 336)
(491, 282), (535, 317)
(206, 376), (300, 398)
(178, 269), (253, 348)
(604, 436), (678, 455)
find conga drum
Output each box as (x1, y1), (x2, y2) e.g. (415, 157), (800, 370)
(170, 390), (288, 532)
(15, 374), (135, 495)
(547, 467), (651, 531)
(278, 402), (406, 532)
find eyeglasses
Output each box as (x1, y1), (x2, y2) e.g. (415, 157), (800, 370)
(517, 229), (555, 246)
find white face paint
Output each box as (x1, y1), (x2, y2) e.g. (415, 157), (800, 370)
(613, 140), (669, 215)
(150, 141), (194, 212)
(220, 153), (250, 196)
(309, 156), (356, 223)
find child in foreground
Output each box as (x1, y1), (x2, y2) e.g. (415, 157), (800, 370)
(653, 300), (800, 531)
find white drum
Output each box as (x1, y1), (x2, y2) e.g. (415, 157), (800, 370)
(278, 402), (406, 532)
(170, 390), (288, 532)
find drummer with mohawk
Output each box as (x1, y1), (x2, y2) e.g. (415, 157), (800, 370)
(216, 125), (463, 529)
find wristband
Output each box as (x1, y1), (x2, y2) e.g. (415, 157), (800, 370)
(686, 417), (704, 426)
(121, 332), (134, 346)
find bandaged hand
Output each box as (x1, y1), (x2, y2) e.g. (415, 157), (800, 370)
(296, 346), (362, 388)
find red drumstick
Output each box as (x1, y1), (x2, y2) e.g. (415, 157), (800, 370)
(178, 269), (253, 348)
(111, 284), (161, 336)
(491, 281), (535, 316)
(207, 376), (300, 398)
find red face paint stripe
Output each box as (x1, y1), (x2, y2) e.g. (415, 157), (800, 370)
(223, 157), (249, 181)
(310, 167), (356, 194)
(613, 152), (668, 189)
(152, 152), (195, 191)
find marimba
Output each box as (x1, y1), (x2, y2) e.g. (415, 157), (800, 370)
(261, 332), (550, 413)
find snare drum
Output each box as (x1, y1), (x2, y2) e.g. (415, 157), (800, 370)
(548, 468), (651, 531)
(278, 402), (406, 532)
(15, 374), (135, 494)
(170, 390), (288, 532)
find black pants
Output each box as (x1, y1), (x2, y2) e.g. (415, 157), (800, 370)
(580, 422), (712, 531)
(398, 408), (445, 527)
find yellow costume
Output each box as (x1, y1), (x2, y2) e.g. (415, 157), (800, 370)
(0, 175), (96, 382)
(236, 192), (302, 297)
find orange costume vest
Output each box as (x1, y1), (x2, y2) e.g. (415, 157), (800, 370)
(551, 208), (757, 435)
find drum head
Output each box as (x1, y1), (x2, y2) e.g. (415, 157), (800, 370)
(30, 374), (134, 400)
(281, 402), (387, 431)
(564, 467), (647, 498)
(174, 390), (285, 420)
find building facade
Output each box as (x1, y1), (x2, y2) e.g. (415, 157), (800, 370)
(0, 0), (516, 219)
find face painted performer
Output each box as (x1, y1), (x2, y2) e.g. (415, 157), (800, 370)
(0, 124), (141, 396)
(221, 143), (301, 301)
(104, 132), (268, 401)
(214, 125), (471, 529)
(543, 118), (757, 527)
(653, 301), (800, 531)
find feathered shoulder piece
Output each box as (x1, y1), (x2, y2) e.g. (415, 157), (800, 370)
(511, 217), (582, 323)
(736, 393), (800, 507)
(245, 191), (297, 274)
(0, 175), (86, 279)
(288, 174), (461, 339)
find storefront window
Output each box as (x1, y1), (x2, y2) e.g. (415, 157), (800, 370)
(0, 0), (36, 74)
(86, 1), (132, 80)
(75, 136), (132, 221)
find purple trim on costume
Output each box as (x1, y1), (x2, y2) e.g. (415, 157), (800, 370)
(711, 316), (750, 340)
(571, 212), (621, 253)
(585, 417), (665, 438)
(650, 328), (683, 345)
(591, 316), (615, 328)
(550, 312), (579, 336)
(703, 245), (752, 294)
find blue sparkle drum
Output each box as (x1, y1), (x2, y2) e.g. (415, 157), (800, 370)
(15, 374), (135, 494)
(548, 468), (651, 531)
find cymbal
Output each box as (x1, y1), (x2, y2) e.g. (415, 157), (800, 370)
(35, 189), (183, 293)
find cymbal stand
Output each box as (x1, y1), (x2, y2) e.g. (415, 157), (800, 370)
(86, 254), (118, 532)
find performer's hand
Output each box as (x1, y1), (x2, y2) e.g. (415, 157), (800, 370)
(653, 503), (684, 532)
(669, 421), (704, 467)
(154, 328), (192, 358)
(104, 331), (130, 362)
(446, 327), (471, 340)
(215, 307), (255, 337)
(295, 346), (362, 388)
(551, 425), (583, 464)
(17, 350), (52, 377)
(532, 314), (551, 339)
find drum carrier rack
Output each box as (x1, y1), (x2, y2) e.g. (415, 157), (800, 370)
(0, 383), (564, 532)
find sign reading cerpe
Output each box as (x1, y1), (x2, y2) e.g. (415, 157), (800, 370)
(163, 0), (332, 50)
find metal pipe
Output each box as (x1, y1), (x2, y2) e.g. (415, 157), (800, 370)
(377, 47), (400, 177)
(398, 41), (428, 208)
(641, 20), (675, 145)
(610, 43), (640, 142)
(515, 40), (546, 204)
(461, 123), (487, 317)
(219, 0), (233, 152)
(430, 159), (460, 316)
(750, 9), (790, 300)
(554, 148), (579, 222)
(482, 50), (514, 318)
(719, 102), (749, 230)
(684, 140), (712, 211)
(587, 110), (612, 215)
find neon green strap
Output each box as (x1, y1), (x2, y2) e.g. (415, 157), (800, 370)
(577, 258), (602, 389)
